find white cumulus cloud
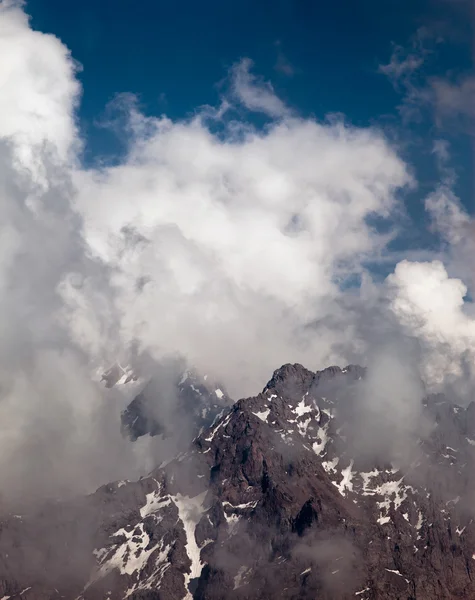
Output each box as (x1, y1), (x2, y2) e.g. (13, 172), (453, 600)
(0, 0), (474, 501)
(387, 259), (475, 389)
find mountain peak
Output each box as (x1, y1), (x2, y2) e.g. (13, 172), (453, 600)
(1, 362), (475, 599)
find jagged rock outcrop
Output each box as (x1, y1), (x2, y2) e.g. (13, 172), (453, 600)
(1, 363), (475, 599)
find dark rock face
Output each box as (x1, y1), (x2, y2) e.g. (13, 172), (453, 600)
(2, 363), (475, 599)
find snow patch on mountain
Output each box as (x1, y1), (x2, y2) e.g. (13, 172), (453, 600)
(171, 492), (208, 598)
(335, 460), (355, 496)
(253, 408), (270, 422)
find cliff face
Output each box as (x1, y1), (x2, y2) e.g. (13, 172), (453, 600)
(1, 363), (475, 600)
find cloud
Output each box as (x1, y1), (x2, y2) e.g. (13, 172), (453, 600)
(293, 532), (361, 595)
(230, 57), (291, 117)
(387, 260), (475, 391)
(378, 28), (434, 88)
(429, 75), (475, 122)
(0, 0), (150, 504)
(422, 139), (471, 246)
(1, 1), (475, 503)
(70, 107), (413, 394)
(379, 26), (475, 127)
(425, 182), (471, 245)
(378, 33), (432, 123)
(0, 0), (81, 183)
(379, 45), (425, 88)
(422, 139), (475, 303)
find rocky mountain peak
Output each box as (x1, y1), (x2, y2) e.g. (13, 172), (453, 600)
(1, 362), (475, 599)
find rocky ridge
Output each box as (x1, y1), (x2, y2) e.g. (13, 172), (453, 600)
(1, 364), (475, 599)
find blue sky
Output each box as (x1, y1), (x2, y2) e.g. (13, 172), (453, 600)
(25, 0), (472, 168)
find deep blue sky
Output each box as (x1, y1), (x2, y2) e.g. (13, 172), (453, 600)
(26, 0), (474, 236)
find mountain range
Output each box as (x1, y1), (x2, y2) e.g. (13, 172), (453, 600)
(1, 363), (475, 599)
